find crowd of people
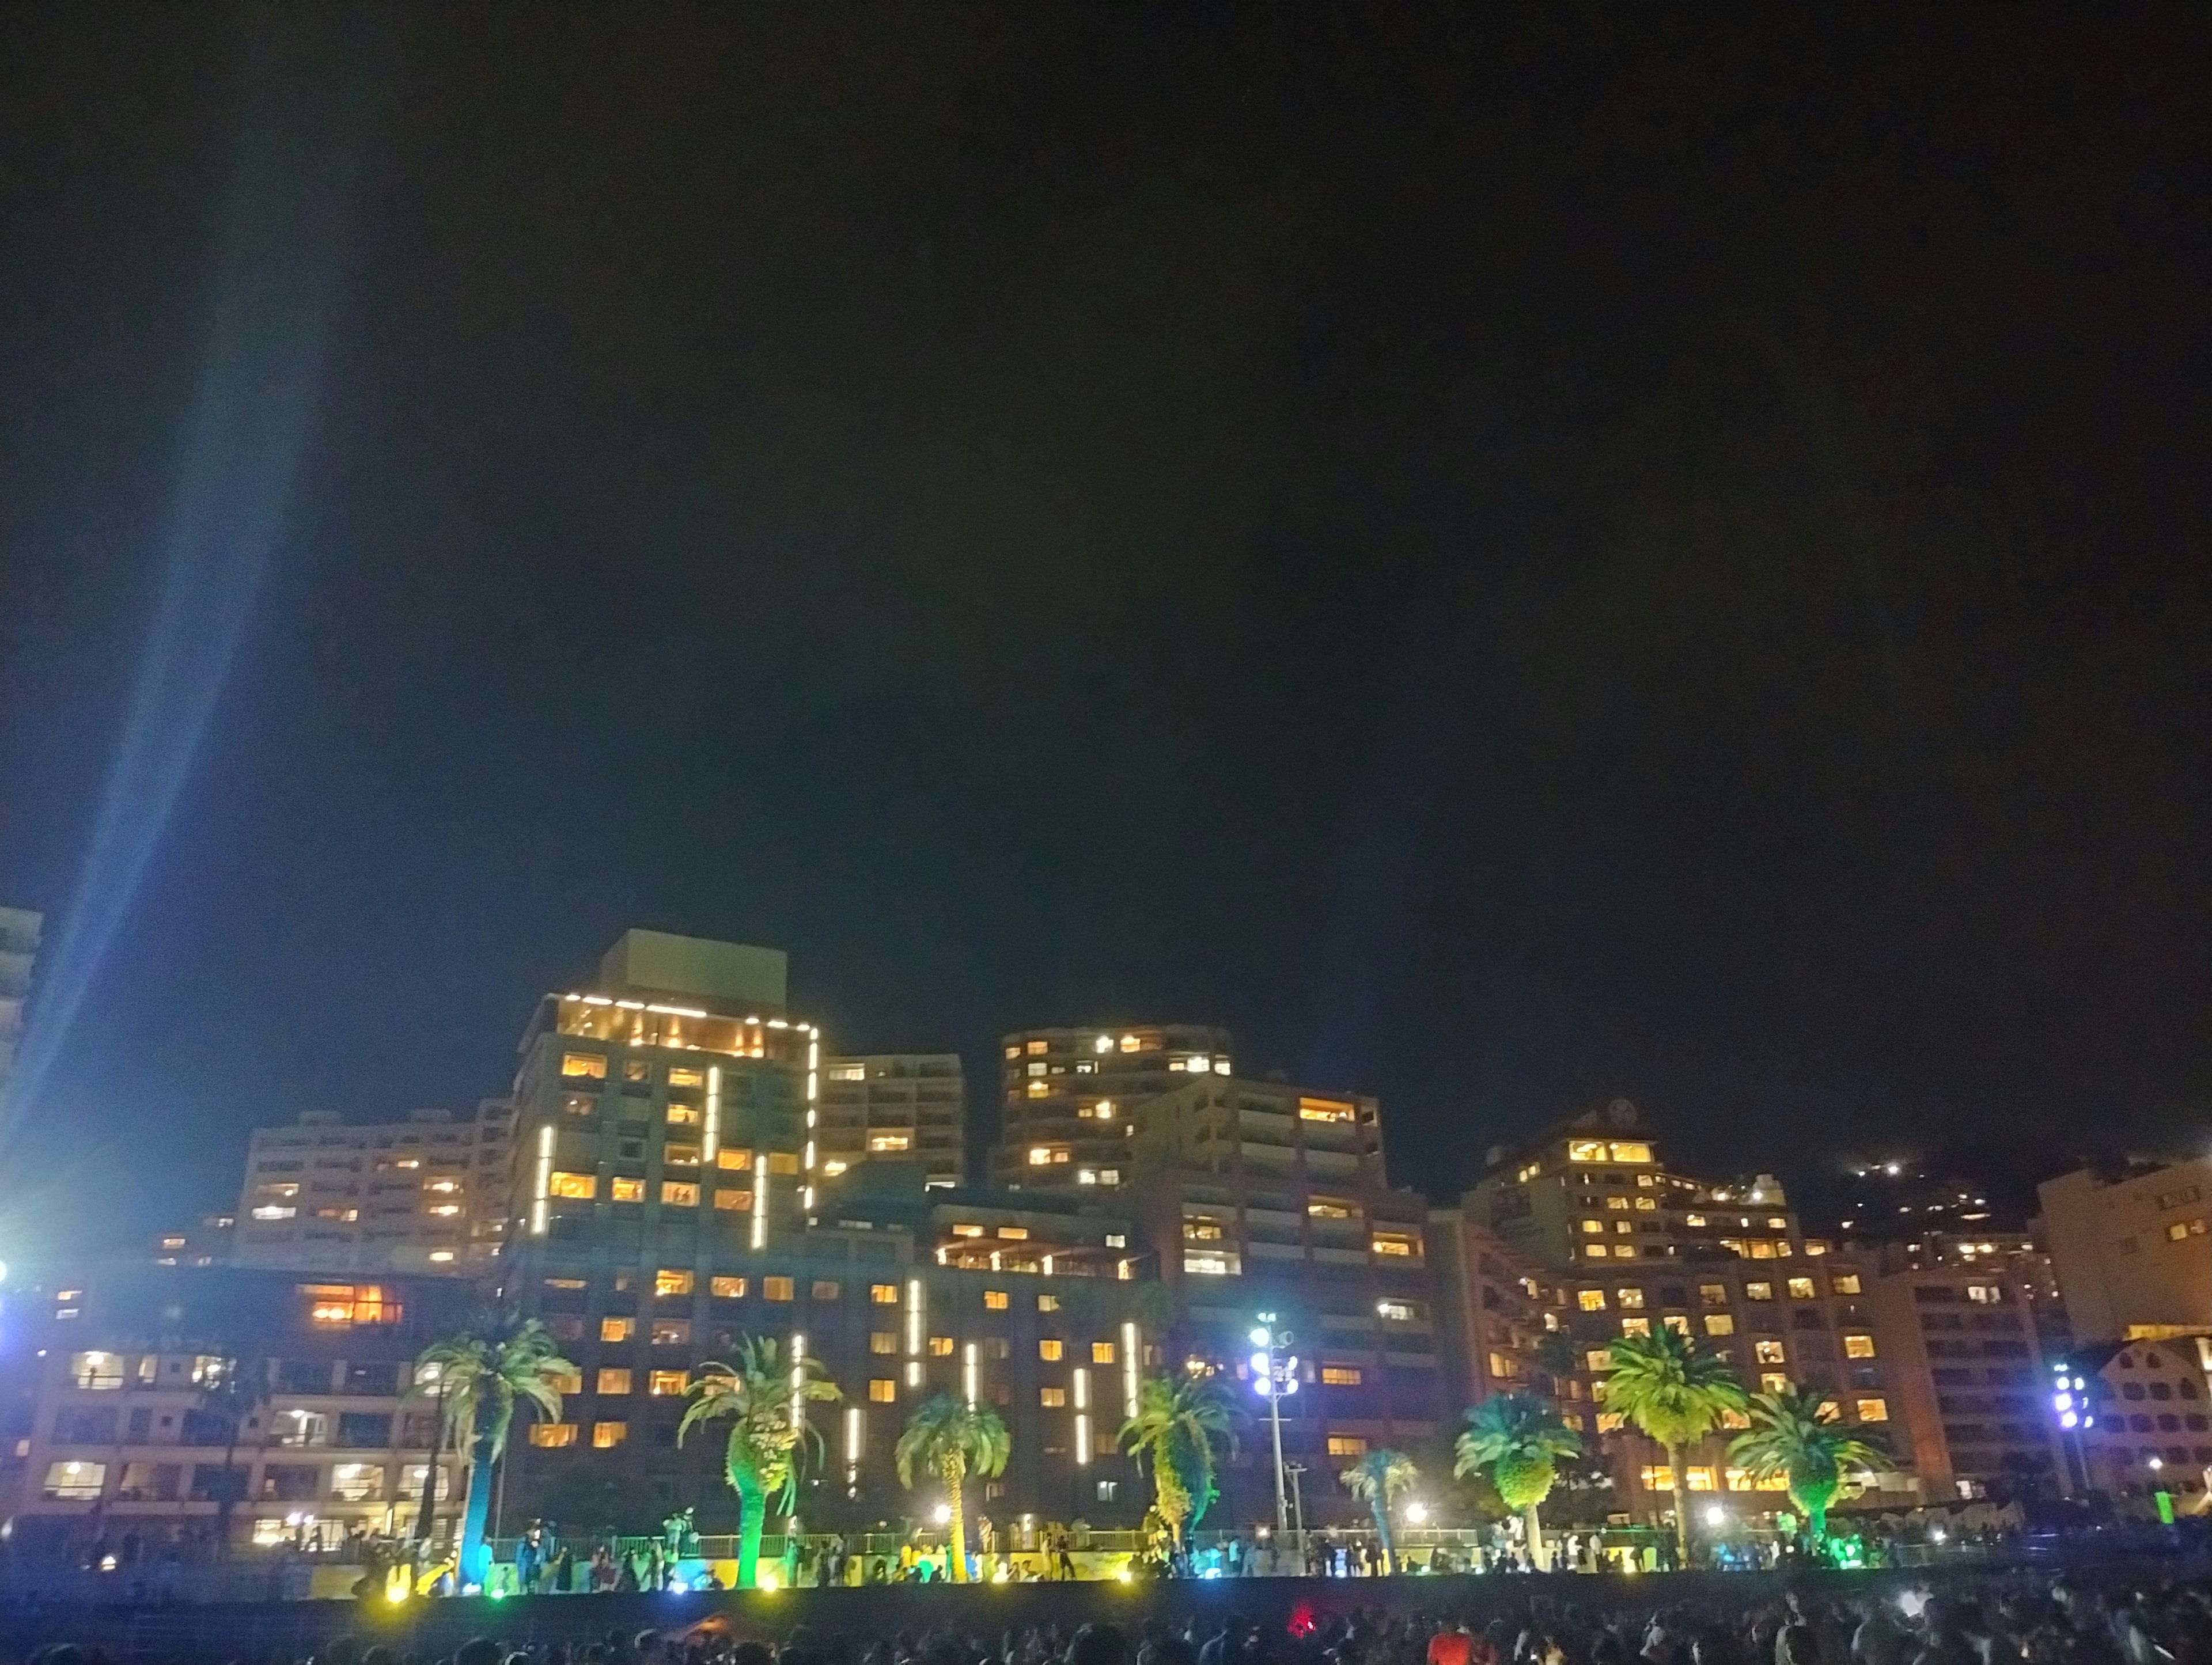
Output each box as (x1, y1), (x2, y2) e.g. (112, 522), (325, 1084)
(13, 1565), (2212, 1665)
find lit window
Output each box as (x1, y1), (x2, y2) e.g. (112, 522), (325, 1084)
(1745, 1281), (1774, 1301)
(1856, 1397), (1889, 1423)
(648, 1371), (688, 1396)
(984, 1290), (1010, 1311)
(1616, 1287), (1645, 1310)
(1029, 1040), (1050, 1055)
(67, 1352), (126, 1390)
(549, 1171), (596, 1199)
(1607, 1196), (1630, 1212)
(1040, 1387), (1067, 1408)
(600, 1318), (634, 1343)
(1327, 1435), (1368, 1457)
(1610, 1142), (1652, 1163)
(1183, 1253), (1238, 1276)
(997, 1226), (1030, 1241)
(1705, 1314), (1735, 1337)
(1582, 1220), (1605, 1235)
(596, 1368), (632, 1395)
(1768, 1217), (1789, 1230)
(1308, 1199), (1355, 1219)
(1634, 1196), (1657, 1211)
(1029, 1148), (1054, 1166)
(767, 1152), (800, 1175)
(1039, 1340), (1064, 1361)
(529, 1424), (578, 1448)
(1578, 1289), (1607, 1311)
(1967, 1284), (1999, 1304)
(666, 1104), (702, 1128)
(929, 1336), (955, 1356)
(1762, 1372), (1790, 1395)
(1620, 1317), (1651, 1338)
(593, 1421), (627, 1448)
(1843, 1333), (1876, 1359)
(661, 1182), (700, 1207)
(1685, 1214), (1707, 1227)
(251, 1205), (297, 1221)
(1568, 1140), (1607, 1160)
(1026, 1081), (1049, 1098)
(1586, 1245), (1610, 1258)
(656, 1269), (695, 1298)
(1321, 1366), (1363, 1386)
(1298, 1097), (1357, 1123)
(763, 1277), (794, 1302)
(1120, 1034), (1140, 1052)
(828, 1064), (866, 1081)
(652, 1319), (691, 1347)
(714, 1189), (752, 1211)
(952, 1223), (986, 1238)
(610, 1178), (645, 1203)
(1755, 1340), (1786, 1364)
(665, 1143), (701, 1166)
(717, 1148), (753, 1170)
(1586, 1349), (1613, 1372)
(1371, 1234), (1418, 1258)
(561, 1054), (607, 1080)
(1700, 1284), (1729, 1306)
(870, 1379), (897, 1403)
(868, 1134), (910, 1153)
(1093, 1341), (1116, 1364)
(1787, 1277), (1816, 1299)
(870, 1333), (897, 1355)
(668, 1067), (704, 1088)
(871, 1283), (899, 1304)
(1640, 1466), (1676, 1490)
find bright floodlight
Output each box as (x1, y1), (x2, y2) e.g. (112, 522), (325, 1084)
(934, 1503), (952, 1524)
(1405, 1502), (1429, 1524)
(1251, 1326), (1271, 1346)
(1705, 1505), (1727, 1527)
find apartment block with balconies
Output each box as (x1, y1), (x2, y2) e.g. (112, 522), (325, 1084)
(819, 1054), (964, 1189)
(994, 1023), (1234, 1190)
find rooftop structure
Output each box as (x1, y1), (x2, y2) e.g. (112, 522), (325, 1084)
(994, 1023), (1233, 1189)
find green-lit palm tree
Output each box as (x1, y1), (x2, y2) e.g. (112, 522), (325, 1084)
(1339, 1448), (1419, 1573)
(413, 1315), (577, 1587)
(1602, 1327), (1746, 1562)
(679, 1337), (838, 1590)
(893, 1393), (1010, 1583)
(1118, 1371), (1238, 1548)
(1455, 1391), (1582, 1570)
(1726, 1381), (1888, 1549)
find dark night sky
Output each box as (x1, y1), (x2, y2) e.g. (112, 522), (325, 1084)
(2, 7), (2208, 1260)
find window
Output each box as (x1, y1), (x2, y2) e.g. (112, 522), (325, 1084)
(1039, 1340), (1064, 1361)
(562, 1053), (607, 1079)
(929, 1336), (955, 1357)
(610, 1178), (646, 1203)
(664, 1140), (702, 1165)
(1582, 1220), (1605, 1235)
(1635, 1196), (1658, 1211)
(562, 1093), (596, 1117)
(1967, 1284), (2001, 1304)
(1788, 1277), (1816, 1299)
(1616, 1287), (1645, 1309)
(1035, 1294), (1062, 1313)
(656, 1269), (695, 1298)
(868, 1134), (910, 1153)
(1745, 1282), (1774, 1301)
(871, 1283), (899, 1304)
(1327, 1435), (1368, 1457)
(1299, 1097), (1357, 1123)
(661, 1182), (700, 1207)
(984, 1290), (1010, 1311)
(652, 1319), (692, 1347)
(718, 1148), (753, 1170)
(43, 1461), (107, 1500)
(763, 1276), (794, 1302)
(593, 1421), (627, 1448)
(1611, 1142), (1653, 1163)
(1832, 1273), (1862, 1295)
(529, 1424), (578, 1448)
(869, 1379), (897, 1403)
(1640, 1466), (1675, 1492)
(1620, 1317), (1651, 1338)
(596, 1369), (632, 1395)
(549, 1171), (596, 1199)
(810, 1281), (840, 1302)
(67, 1351), (126, 1390)
(1762, 1373), (1790, 1395)
(649, 1371), (688, 1396)
(1579, 1289), (1609, 1314)
(1040, 1387), (1067, 1408)
(1685, 1466), (1717, 1491)
(710, 1276), (747, 1299)
(870, 1332), (898, 1355)
(1607, 1196), (1630, 1212)
(666, 1103), (702, 1128)
(1705, 1314), (1735, 1337)
(1372, 1234), (1418, 1258)
(1322, 1366), (1363, 1386)
(714, 1189), (753, 1212)
(1856, 1398), (1889, 1423)
(1843, 1333), (1877, 1359)
(1755, 1340), (1786, 1364)
(767, 1152), (800, 1175)
(301, 1284), (402, 1328)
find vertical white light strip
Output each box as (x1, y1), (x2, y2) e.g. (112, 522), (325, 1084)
(752, 1152), (770, 1250)
(804, 1031), (819, 1222)
(1121, 1321), (1140, 1418)
(963, 1341), (979, 1408)
(846, 1405), (863, 1463)
(703, 1065), (721, 1165)
(1074, 1367), (1091, 1465)
(531, 1125), (553, 1237)
(789, 1333), (807, 1428)
(906, 1278), (924, 1356)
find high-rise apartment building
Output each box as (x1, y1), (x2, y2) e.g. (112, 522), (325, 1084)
(1122, 1072), (1448, 1521)
(819, 1054), (964, 1189)
(995, 1024), (1233, 1189)
(2038, 1159), (2212, 1345)
(0, 905), (40, 1106)
(232, 1102), (511, 1276)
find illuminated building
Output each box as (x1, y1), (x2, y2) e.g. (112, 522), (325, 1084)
(231, 1101), (512, 1276)
(1122, 1073), (1446, 1522)
(1430, 1211), (1573, 1420)
(0, 1266), (473, 1556)
(993, 1024), (1233, 1189)
(2037, 1159), (2212, 1345)
(819, 1054), (964, 1189)
(149, 1214), (236, 1268)
(2070, 1337), (2212, 1512)
(0, 904), (39, 1107)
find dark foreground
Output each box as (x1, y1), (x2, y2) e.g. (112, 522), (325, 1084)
(4, 1558), (2209, 1664)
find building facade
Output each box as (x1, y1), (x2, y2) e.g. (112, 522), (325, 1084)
(232, 1102), (512, 1276)
(819, 1055), (965, 1189)
(0, 904), (40, 1108)
(0, 1266), (473, 1556)
(2038, 1159), (2212, 1345)
(2075, 1337), (2212, 1512)
(995, 1024), (1234, 1189)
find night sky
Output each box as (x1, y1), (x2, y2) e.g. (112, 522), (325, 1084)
(2, 9), (2207, 1260)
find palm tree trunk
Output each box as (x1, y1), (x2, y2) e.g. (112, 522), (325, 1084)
(1524, 1502), (1547, 1571)
(412, 1401), (445, 1544)
(1666, 1443), (1691, 1565)
(458, 1411), (498, 1588)
(1373, 1504), (1395, 1575)
(946, 1461), (968, 1582)
(734, 1471), (766, 1589)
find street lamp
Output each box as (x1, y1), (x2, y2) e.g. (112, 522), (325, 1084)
(1250, 1312), (1299, 1538)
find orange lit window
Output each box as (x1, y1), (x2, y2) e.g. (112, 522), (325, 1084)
(717, 1148), (753, 1170)
(1039, 1339), (1063, 1361)
(592, 1421), (627, 1448)
(596, 1368), (632, 1395)
(1092, 1341), (1116, 1364)
(1321, 1367), (1363, 1386)
(714, 1189), (752, 1211)
(560, 1054), (607, 1080)
(710, 1276), (747, 1299)
(600, 1317), (633, 1343)
(610, 1178), (645, 1203)
(300, 1284), (401, 1328)
(656, 1269), (694, 1298)
(529, 1423), (578, 1447)
(1040, 1387), (1067, 1408)
(549, 1172), (596, 1200)
(984, 1291), (1009, 1311)
(661, 1181), (700, 1207)
(870, 1284), (899, 1304)
(763, 1277), (794, 1302)
(664, 1144), (701, 1166)
(1298, 1098), (1357, 1123)
(648, 1371), (688, 1397)
(869, 1379), (897, 1403)
(666, 1103), (702, 1128)
(1327, 1435), (1367, 1457)
(1843, 1333), (1876, 1359)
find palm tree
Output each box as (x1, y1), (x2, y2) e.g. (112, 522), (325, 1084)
(403, 1368), (453, 1548)
(1118, 1371), (1237, 1548)
(1726, 1381), (1888, 1550)
(679, 1336), (838, 1590)
(1339, 1448), (1419, 1572)
(1455, 1391), (1582, 1570)
(414, 1314), (577, 1587)
(893, 1393), (1010, 1583)
(1601, 1328), (1746, 1563)
(196, 1359), (271, 1558)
